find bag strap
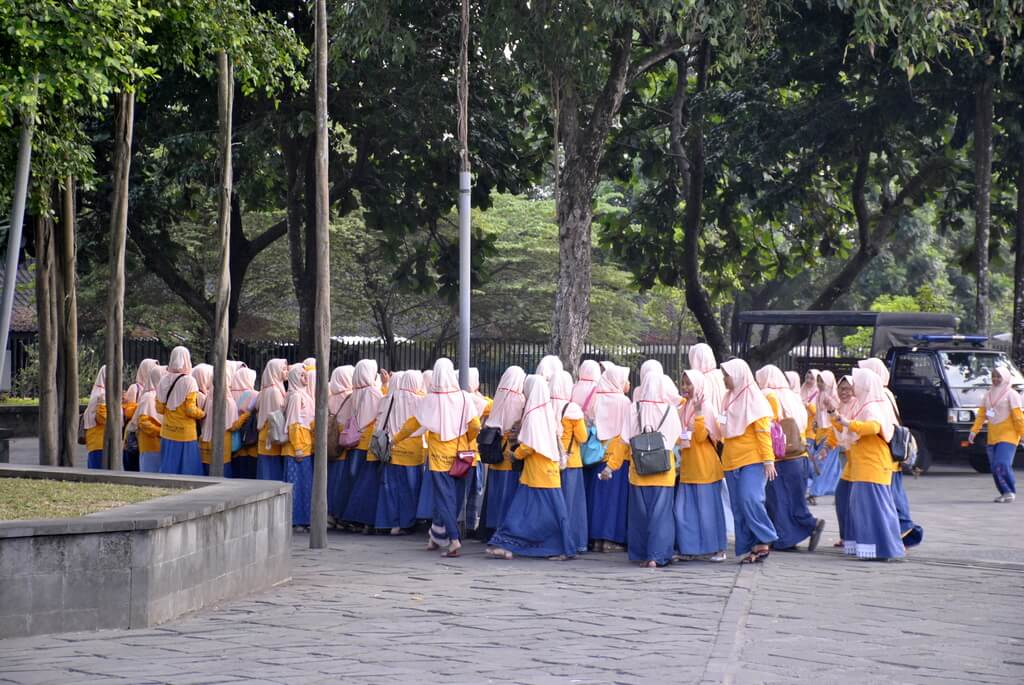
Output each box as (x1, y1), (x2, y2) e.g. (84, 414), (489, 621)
(582, 386), (598, 413)
(334, 394), (351, 422)
(381, 395), (395, 434)
(560, 404), (578, 454)
(163, 374), (185, 406)
(655, 403), (672, 431)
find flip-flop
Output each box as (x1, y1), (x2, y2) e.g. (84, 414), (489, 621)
(442, 549), (461, 558)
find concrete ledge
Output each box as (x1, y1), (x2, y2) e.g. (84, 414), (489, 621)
(0, 465), (292, 638)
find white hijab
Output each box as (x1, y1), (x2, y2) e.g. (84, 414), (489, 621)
(327, 365), (354, 415)
(157, 346), (198, 411)
(83, 366), (107, 429)
(983, 367), (1021, 425)
(486, 365), (527, 433)
(516, 375), (561, 462)
(415, 358), (479, 442)
(284, 365), (315, 429)
(571, 359), (601, 415)
(851, 368), (896, 442)
(378, 370), (423, 436)
(256, 359), (288, 429)
(621, 368), (683, 450)
(536, 355), (563, 382)
(720, 359), (773, 439)
(679, 369), (705, 432)
(689, 343), (725, 441)
(200, 381), (240, 443)
(339, 359), (384, 431)
(549, 370), (584, 436)
(593, 364), (631, 441)
(128, 365), (165, 433)
(756, 364), (809, 429)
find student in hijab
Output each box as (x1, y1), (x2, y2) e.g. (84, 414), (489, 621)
(756, 365), (825, 552)
(131, 365), (166, 473)
(155, 347), (205, 475)
(588, 364), (632, 552)
(326, 365), (355, 523)
(83, 367), (108, 469)
(191, 364), (218, 474)
(122, 358), (158, 471)
(808, 371), (843, 499)
(229, 367), (259, 478)
(675, 370), (728, 562)
(719, 359), (778, 564)
(391, 358), (483, 557)
(603, 367), (681, 567)
(340, 359), (385, 530)
(688, 343), (733, 535)
(480, 366), (527, 538)
(969, 366), (1024, 502)
(256, 359), (289, 482)
(488, 376), (575, 560)
(834, 369), (904, 560)
(374, 371), (427, 534)
(858, 358), (923, 547)
(536, 355), (563, 382)
(551, 370), (589, 555)
(282, 365), (315, 529)
(571, 359), (601, 419)
(460, 367), (490, 534)
(831, 375), (857, 548)
(785, 371), (801, 393)
(198, 369), (250, 478)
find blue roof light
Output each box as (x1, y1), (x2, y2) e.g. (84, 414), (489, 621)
(911, 334), (988, 345)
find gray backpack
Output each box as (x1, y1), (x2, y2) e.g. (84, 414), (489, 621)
(629, 404), (673, 476)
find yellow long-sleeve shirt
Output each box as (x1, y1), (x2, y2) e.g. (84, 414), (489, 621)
(156, 392), (205, 442)
(845, 420), (892, 485)
(604, 434), (676, 487)
(85, 405), (108, 452)
(200, 413), (251, 464)
(138, 415), (162, 454)
(392, 416), (482, 472)
(358, 422), (377, 459)
(258, 422), (283, 456)
(560, 417), (589, 469)
(489, 431), (516, 472)
(282, 424), (313, 459)
(970, 406), (1024, 446)
(514, 445), (562, 488)
(679, 416), (724, 484)
(389, 432), (427, 467)
(721, 417), (774, 471)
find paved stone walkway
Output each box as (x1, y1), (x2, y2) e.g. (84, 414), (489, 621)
(1, 459), (1021, 684)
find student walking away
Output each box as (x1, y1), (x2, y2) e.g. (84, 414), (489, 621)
(230, 367), (259, 478)
(255, 358), (289, 482)
(756, 365), (826, 552)
(122, 358), (157, 471)
(391, 358), (483, 558)
(718, 359), (779, 564)
(969, 367), (1024, 503)
(550, 370), (589, 555)
(480, 365), (527, 538)
(130, 365), (166, 473)
(808, 371), (843, 498)
(374, 371), (428, 535)
(83, 367), (108, 469)
(603, 366), (681, 568)
(688, 343), (732, 535)
(588, 364), (633, 552)
(326, 365), (355, 524)
(571, 359), (601, 420)
(675, 370), (728, 562)
(858, 358), (923, 547)
(340, 359), (386, 531)
(785, 371), (801, 394)
(156, 347), (205, 475)
(834, 369), (905, 561)
(488, 376), (575, 560)
(198, 371), (250, 478)
(282, 365), (315, 530)
(536, 355), (564, 382)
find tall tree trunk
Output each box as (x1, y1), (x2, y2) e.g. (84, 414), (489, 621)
(104, 90), (134, 470)
(974, 78), (993, 336)
(35, 212), (58, 466)
(310, 0), (331, 549)
(57, 177), (79, 467)
(210, 52), (234, 478)
(1012, 163), (1024, 367)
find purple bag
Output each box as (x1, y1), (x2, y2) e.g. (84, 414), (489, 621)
(770, 421), (786, 458)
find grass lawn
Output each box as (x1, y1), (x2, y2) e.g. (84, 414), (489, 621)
(0, 478), (179, 521)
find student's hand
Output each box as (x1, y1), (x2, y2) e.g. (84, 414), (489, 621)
(598, 466), (613, 481)
(764, 461), (777, 482)
(837, 415), (850, 429)
(968, 432), (976, 445)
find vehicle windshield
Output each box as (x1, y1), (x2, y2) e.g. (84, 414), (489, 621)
(938, 351), (1024, 406)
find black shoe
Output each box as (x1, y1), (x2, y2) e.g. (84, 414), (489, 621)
(808, 519), (826, 552)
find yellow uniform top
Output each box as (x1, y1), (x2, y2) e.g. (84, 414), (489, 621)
(200, 413), (251, 464)
(123, 402), (138, 422)
(721, 417), (774, 471)
(604, 434), (676, 487)
(282, 424), (313, 459)
(560, 417), (589, 469)
(390, 432), (427, 467)
(85, 405), (108, 452)
(845, 420), (892, 485)
(137, 414), (162, 454)
(156, 392), (205, 442)
(970, 406), (1024, 446)
(602, 436), (630, 468)
(358, 421), (376, 459)
(514, 445), (562, 488)
(258, 422), (282, 457)
(679, 416), (724, 484)
(392, 416), (482, 472)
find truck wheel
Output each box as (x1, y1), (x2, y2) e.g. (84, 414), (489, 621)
(970, 452), (991, 474)
(907, 430), (932, 474)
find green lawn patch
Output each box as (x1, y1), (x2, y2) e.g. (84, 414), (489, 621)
(0, 478), (179, 521)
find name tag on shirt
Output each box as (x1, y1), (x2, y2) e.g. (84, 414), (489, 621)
(680, 430), (693, 441)
(717, 414), (727, 426)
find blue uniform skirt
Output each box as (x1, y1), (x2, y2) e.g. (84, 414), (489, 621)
(809, 444), (843, 497)
(890, 471), (923, 547)
(561, 467), (589, 554)
(482, 468), (520, 532)
(835, 478), (852, 547)
(139, 451), (161, 473)
(460, 462), (484, 531)
(375, 463), (423, 529)
(489, 486), (574, 558)
(88, 450), (103, 469)
(285, 456), (313, 527)
(343, 452), (380, 526)
(416, 462), (435, 520)
(328, 458), (352, 518)
(590, 461), (629, 544)
(429, 470), (461, 543)
(233, 455), (257, 479)
(765, 458), (818, 549)
(847, 481), (904, 560)
(989, 441), (1018, 495)
(627, 485), (675, 565)
(582, 461), (603, 524)
(725, 463), (778, 556)
(160, 439), (203, 475)
(257, 454), (285, 481)
(674, 481), (728, 556)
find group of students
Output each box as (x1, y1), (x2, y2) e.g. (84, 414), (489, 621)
(95, 342), (1022, 567)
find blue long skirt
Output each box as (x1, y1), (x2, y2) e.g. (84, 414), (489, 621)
(765, 458), (819, 549)
(848, 481), (904, 560)
(139, 451), (161, 473)
(257, 454), (284, 481)
(890, 471), (923, 547)
(489, 486), (574, 558)
(233, 455), (257, 479)
(483, 468), (520, 532)
(88, 450), (103, 469)
(285, 456), (313, 527)
(375, 463), (423, 529)
(627, 485), (675, 565)
(590, 462), (629, 544)
(328, 458), (352, 518)
(582, 461), (603, 526)
(674, 481), (728, 556)
(343, 453), (381, 526)
(725, 464), (778, 556)
(561, 467), (589, 554)
(809, 445), (843, 497)
(160, 439), (203, 476)
(835, 478), (852, 550)
(429, 470), (461, 544)
(989, 441), (1018, 495)
(416, 462), (435, 520)
(461, 462), (485, 531)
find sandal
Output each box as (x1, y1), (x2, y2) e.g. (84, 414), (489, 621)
(442, 548), (461, 558)
(739, 553), (760, 565)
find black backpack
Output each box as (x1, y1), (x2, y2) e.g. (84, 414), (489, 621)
(477, 425), (505, 464)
